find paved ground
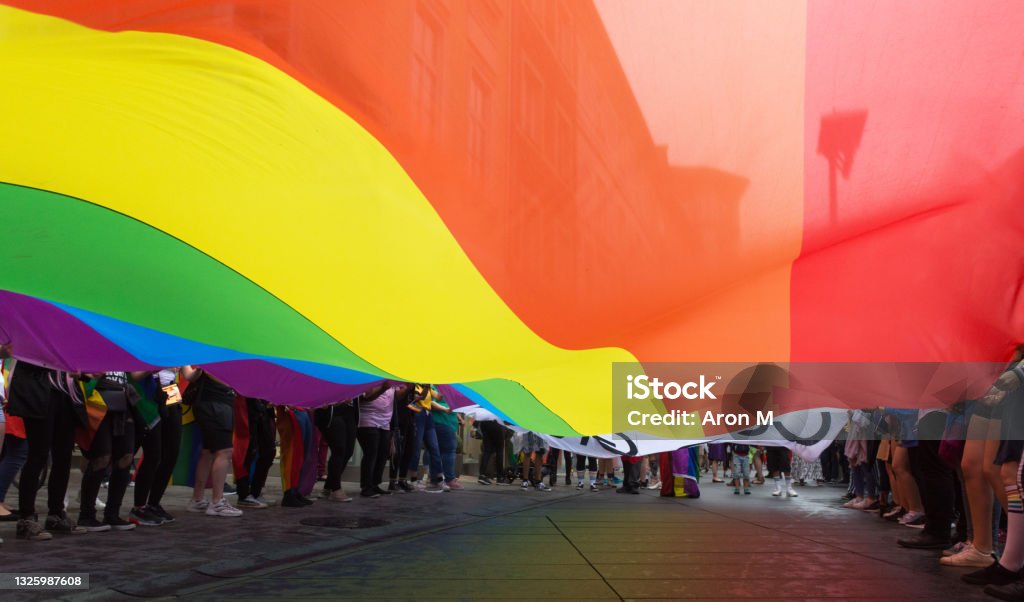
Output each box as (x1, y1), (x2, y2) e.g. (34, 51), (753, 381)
(0, 476), (993, 600)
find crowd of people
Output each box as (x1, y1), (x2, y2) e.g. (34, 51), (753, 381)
(0, 348), (698, 542)
(0, 352), (477, 537)
(817, 350), (1024, 601)
(2, 341), (1024, 600)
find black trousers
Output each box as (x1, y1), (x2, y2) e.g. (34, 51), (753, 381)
(478, 421), (505, 479)
(545, 449), (571, 482)
(18, 393), (76, 519)
(390, 408), (417, 481)
(148, 403), (182, 506)
(623, 460), (642, 491)
(576, 454), (598, 473)
(237, 400), (276, 500)
(81, 411), (135, 521)
(315, 404), (357, 492)
(133, 409), (162, 508)
(909, 411), (956, 539)
(821, 443), (835, 481)
(134, 403), (185, 507)
(356, 427), (391, 492)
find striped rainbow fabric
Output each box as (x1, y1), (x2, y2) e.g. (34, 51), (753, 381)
(1, 1), (1022, 437)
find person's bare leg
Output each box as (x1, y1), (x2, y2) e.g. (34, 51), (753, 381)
(210, 448), (231, 502)
(984, 420), (1009, 511)
(893, 446), (923, 513)
(962, 417), (994, 553)
(998, 460), (1024, 570)
(192, 450), (213, 502)
(886, 462), (902, 508)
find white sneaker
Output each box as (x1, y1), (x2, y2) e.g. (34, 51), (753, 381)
(647, 480), (661, 490)
(73, 491), (105, 510)
(206, 498), (242, 517)
(786, 488), (799, 497)
(255, 496), (276, 506)
(939, 544), (995, 567)
(237, 495), (268, 509)
(536, 482), (551, 492)
(772, 485), (782, 497)
(186, 498), (209, 513)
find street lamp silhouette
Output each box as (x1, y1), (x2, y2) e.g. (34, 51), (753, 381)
(817, 110), (868, 224)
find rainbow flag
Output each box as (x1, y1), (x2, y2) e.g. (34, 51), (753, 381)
(275, 408), (297, 493)
(171, 387), (203, 487)
(0, 2), (1021, 439)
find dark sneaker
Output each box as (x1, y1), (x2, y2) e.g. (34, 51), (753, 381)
(149, 505), (175, 523)
(984, 577), (1024, 601)
(478, 476), (494, 485)
(45, 513), (87, 535)
(897, 533), (950, 550)
(128, 506), (163, 527)
(77, 516), (111, 533)
(576, 482), (584, 490)
(398, 480), (415, 493)
(223, 483), (237, 496)
(104, 516), (137, 531)
(962, 562), (1019, 586)
(565, 476), (572, 486)
(388, 481), (399, 492)
(373, 486), (392, 496)
(281, 491), (305, 507)
(296, 494), (315, 506)
(360, 489), (380, 498)
(16, 518), (53, 541)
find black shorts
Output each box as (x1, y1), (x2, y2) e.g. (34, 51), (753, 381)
(765, 446), (791, 473)
(995, 389), (1024, 464)
(83, 410), (135, 460)
(194, 401), (234, 452)
(973, 401), (1000, 420)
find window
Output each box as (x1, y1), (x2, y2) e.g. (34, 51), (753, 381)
(467, 73), (490, 179)
(412, 9), (442, 138)
(555, 108), (571, 176)
(518, 60), (543, 145)
(555, 6), (575, 75)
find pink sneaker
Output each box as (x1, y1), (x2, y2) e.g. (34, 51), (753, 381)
(447, 479), (464, 491)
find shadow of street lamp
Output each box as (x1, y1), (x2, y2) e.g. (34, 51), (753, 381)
(817, 110), (868, 224)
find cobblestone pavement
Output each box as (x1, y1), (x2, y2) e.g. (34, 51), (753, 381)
(0, 476), (992, 600)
